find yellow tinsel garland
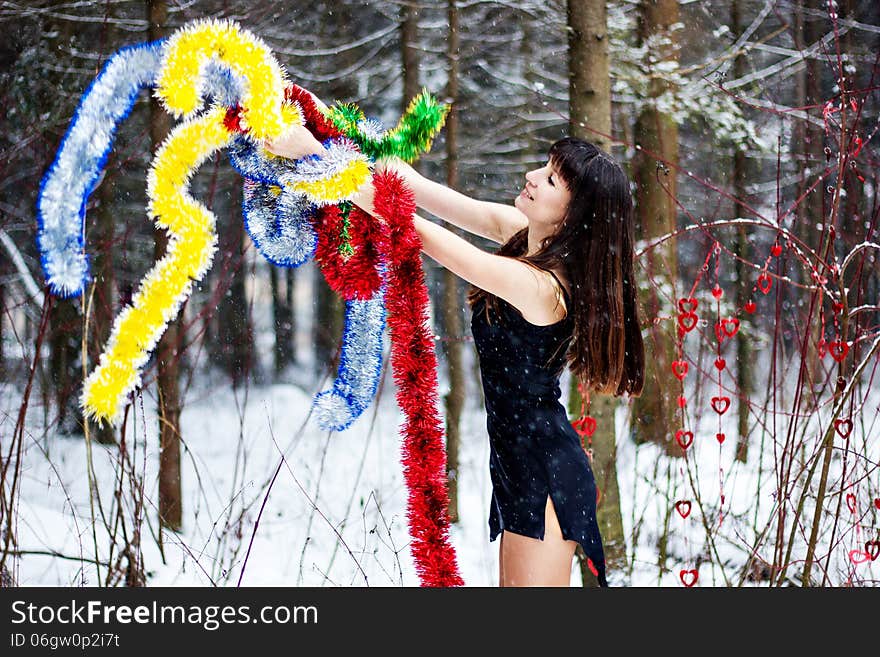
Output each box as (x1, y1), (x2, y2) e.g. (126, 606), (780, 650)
(83, 106), (232, 423)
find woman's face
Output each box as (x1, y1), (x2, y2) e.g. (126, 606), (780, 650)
(514, 159), (572, 231)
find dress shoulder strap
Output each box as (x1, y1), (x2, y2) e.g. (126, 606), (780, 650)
(546, 269), (570, 302)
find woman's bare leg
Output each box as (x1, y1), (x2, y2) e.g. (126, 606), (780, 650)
(501, 495), (578, 586)
(498, 531), (505, 587)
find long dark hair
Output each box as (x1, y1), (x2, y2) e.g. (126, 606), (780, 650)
(467, 137), (644, 398)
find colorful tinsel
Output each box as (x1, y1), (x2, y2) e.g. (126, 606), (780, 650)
(37, 40), (165, 298)
(325, 90), (449, 163)
(37, 18), (462, 586)
(83, 105), (233, 423)
(81, 19), (294, 424)
(371, 169), (464, 586)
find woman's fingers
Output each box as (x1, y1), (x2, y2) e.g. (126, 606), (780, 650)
(264, 124), (322, 159)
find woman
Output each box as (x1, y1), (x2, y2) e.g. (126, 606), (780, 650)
(267, 122), (645, 587)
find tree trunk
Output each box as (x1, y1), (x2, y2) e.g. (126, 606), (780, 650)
(148, 0), (182, 532)
(401, 1), (420, 101)
(40, 1), (83, 436)
(566, 0), (627, 586)
(311, 0), (352, 386)
(731, 0), (753, 463)
(270, 265), (295, 378)
(88, 144), (118, 445)
(794, 0), (826, 411)
(441, 0), (463, 524)
(631, 0), (681, 457)
(0, 263), (4, 379)
(216, 183), (255, 388)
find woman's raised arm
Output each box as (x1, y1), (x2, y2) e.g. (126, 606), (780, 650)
(379, 159), (527, 244)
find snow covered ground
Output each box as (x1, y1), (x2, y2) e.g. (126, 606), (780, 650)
(3, 320), (878, 588)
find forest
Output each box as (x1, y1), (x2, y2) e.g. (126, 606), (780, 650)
(0, 0), (878, 588)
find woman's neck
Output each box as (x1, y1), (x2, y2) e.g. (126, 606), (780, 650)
(526, 225), (554, 257)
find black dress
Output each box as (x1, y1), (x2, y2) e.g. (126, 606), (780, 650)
(470, 269), (608, 587)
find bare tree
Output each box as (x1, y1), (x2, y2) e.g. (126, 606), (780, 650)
(440, 0), (465, 524)
(148, 0), (182, 532)
(566, 0), (628, 586)
(631, 0), (681, 458)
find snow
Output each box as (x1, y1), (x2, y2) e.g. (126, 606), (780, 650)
(3, 303), (879, 588)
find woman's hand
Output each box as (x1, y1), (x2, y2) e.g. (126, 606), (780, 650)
(264, 124), (325, 160)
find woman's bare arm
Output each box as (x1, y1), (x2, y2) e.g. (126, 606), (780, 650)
(411, 214), (564, 325)
(378, 159), (527, 244)
(268, 87), (530, 244)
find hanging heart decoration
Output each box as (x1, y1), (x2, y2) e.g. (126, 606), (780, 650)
(716, 432), (726, 444)
(744, 300), (756, 314)
(674, 500), (691, 519)
(771, 243), (782, 257)
(677, 395), (687, 408)
(833, 418), (852, 439)
(849, 549), (870, 565)
(675, 429), (694, 450)
(711, 285), (723, 300)
(572, 415), (597, 438)
(679, 569), (699, 587)
(721, 317), (740, 337)
(678, 297), (698, 314)
(829, 341), (849, 362)
(678, 312), (698, 333)
(672, 360), (689, 381)
(711, 396), (730, 415)
(714, 357), (726, 371)
(846, 493), (857, 514)
(865, 541), (880, 561)
(757, 273), (772, 294)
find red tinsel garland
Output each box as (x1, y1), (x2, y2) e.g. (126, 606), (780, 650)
(227, 90), (462, 585)
(285, 84), (343, 141)
(313, 204), (383, 301)
(372, 169), (464, 586)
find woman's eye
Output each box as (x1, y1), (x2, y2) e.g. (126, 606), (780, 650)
(548, 176), (555, 187)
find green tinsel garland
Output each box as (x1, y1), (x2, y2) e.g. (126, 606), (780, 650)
(325, 89), (449, 163)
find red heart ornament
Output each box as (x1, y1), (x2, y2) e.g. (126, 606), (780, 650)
(829, 341), (849, 362)
(714, 322), (726, 344)
(744, 301), (756, 314)
(572, 415), (597, 438)
(677, 395), (687, 408)
(716, 432), (726, 444)
(678, 312), (698, 333)
(849, 550), (870, 565)
(672, 360), (689, 380)
(757, 273), (772, 294)
(866, 541), (880, 561)
(832, 301), (843, 313)
(675, 500), (692, 519)
(875, 498), (880, 510)
(714, 357), (726, 371)
(771, 243), (782, 257)
(711, 285), (723, 300)
(675, 430), (694, 450)
(678, 297), (698, 314)
(679, 569), (698, 587)
(817, 338), (827, 358)
(722, 317), (740, 337)
(846, 493), (856, 514)
(834, 418), (852, 439)
(711, 396), (730, 415)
